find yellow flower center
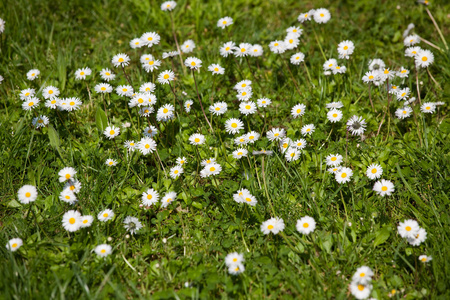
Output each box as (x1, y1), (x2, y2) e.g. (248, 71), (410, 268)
(103, 213), (108, 218)
(320, 13), (324, 17)
(297, 109), (301, 113)
(343, 46), (348, 50)
(331, 157), (337, 161)
(167, 198), (172, 202)
(148, 37), (153, 41)
(371, 168), (377, 174)
(306, 128), (311, 132)
(421, 257), (427, 262)
(69, 218), (76, 224)
(241, 48), (246, 52)
(109, 161), (113, 165)
(245, 105), (251, 109)
(180, 160), (184, 164)
(145, 144), (150, 149)
(357, 285), (364, 291)
(130, 142), (135, 146)
(384, 69), (389, 74)
(118, 58), (124, 62)
(274, 43), (279, 46)
(369, 75), (374, 79)
(83, 219), (88, 224)
(289, 39), (293, 43)
(304, 14), (308, 17)
(163, 108), (169, 113)
(222, 21), (227, 24)
(405, 226), (411, 231)
(245, 197), (252, 202)
(242, 92), (247, 96)
(225, 47), (230, 51)
(138, 99), (144, 103)
(329, 63), (333, 67)
(123, 88), (128, 92)
(303, 223), (309, 228)
(296, 56), (300, 60)
(332, 113), (338, 118)
(51, 100), (56, 104)
(147, 194), (153, 200)
(191, 62), (196, 66)
(290, 153), (295, 157)
(401, 70), (406, 73)
(28, 102), (34, 106)
(32, 73), (35, 76)
(149, 61), (154, 65)
(214, 68), (219, 71)
(105, 72), (111, 75)
(80, 72), (85, 76)
(403, 111), (407, 114)
(360, 273), (365, 277)
(233, 258), (237, 262)
(101, 249), (106, 253)
(391, 289), (396, 295)
(274, 133), (279, 137)
(49, 90), (54, 94)
(412, 51), (417, 54)
(65, 174), (71, 179)
(248, 136), (254, 140)
(164, 74), (169, 79)
(238, 152), (243, 155)
(341, 173), (347, 178)
(12, 243), (18, 248)
(174, 170), (179, 174)
(210, 167), (215, 172)
(25, 92), (30, 96)
(231, 123), (237, 128)
(267, 225), (274, 230)
(110, 130), (115, 135)
(194, 138), (200, 143)
(215, 107), (220, 111)
(101, 87), (106, 91)
(70, 102), (75, 106)
(426, 106), (430, 110)
(70, 185), (75, 191)
(65, 195), (70, 199)
(262, 101), (266, 104)
(135, 42), (139, 45)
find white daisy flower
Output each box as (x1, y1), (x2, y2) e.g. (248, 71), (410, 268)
(326, 102), (343, 110)
(94, 244), (112, 257)
(105, 158), (117, 167)
(366, 164), (383, 180)
(332, 65), (347, 74)
(301, 124), (315, 136)
(219, 41), (235, 57)
(181, 40), (196, 53)
(249, 44), (264, 57)
(285, 147), (301, 162)
(62, 210), (82, 232)
(239, 101), (257, 115)
(352, 266), (374, 284)
(245, 131), (260, 143)
(268, 40), (286, 54)
(42, 86), (60, 99)
(200, 162), (222, 178)
(17, 185), (38, 204)
(350, 281), (372, 300)
(74, 67), (92, 80)
(368, 58), (385, 71)
(362, 71), (378, 83)
(104, 126), (120, 139)
(59, 189), (77, 204)
(129, 38), (143, 49)
(225, 118), (244, 134)
(405, 46), (422, 57)
(185, 57), (202, 70)
(217, 16), (233, 29)
(266, 128), (286, 141)
(94, 83), (113, 93)
(396, 88), (410, 101)
(116, 85), (134, 97)
(161, 191), (177, 208)
(184, 100), (193, 113)
(139, 82), (156, 93)
(373, 179), (395, 196)
(328, 166), (341, 174)
(124, 140), (137, 152)
(260, 217), (285, 235)
(19, 88), (35, 100)
(26, 69), (40, 81)
(234, 43), (252, 57)
(100, 68), (116, 81)
(123, 216), (143, 235)
(140, 32), (161, 48)
(257, 97), (271, 108)
(142, 188), (159, 206)
(169, 165), (183, 179)
(397, 67), (410, 78)
(404, 34), (420, 47)
(209, 102), (228, 116)
(201, 158), (216, 166)
(232, 148), (248, 159)
(419, 255), (432, 263)
(65, 97), (82, 112)
(327, 109), (343, 123)
(143, 125), (158, 138)
(326, 154), (343, 166)
(397, 219), (420, 239)
(176, 157), (187, 166)
(156, 104), (175, 121)
(142, 58), (162, 73)
(234, 81), (252, 92)
(313, 8), (331, 23)
(347, 116), (366, 136)
(189, 133), (205, 145)
(242, 194), (258, 206)
(335, 167), (353, 184)
(284, 34), (299, 50)
(293, 139), (307, 150)
(157, 70), (175, 84)
(296, 216), (316, 235)
(286, 26), (303, 37)
(407, 227), (427, 246)
(137, 137), (157, 155)
(32, 115), (49, 128)
(111, 53), (130, 67)
(291, 103), (306, 118)
(98, 209), (114, 222)
(420, 102), (436, 114)
(63, 180), (82, 194)
(279, 137), (293, 152)
(225, 252), (244, 266)
(6, 238), (23, 252)
(228, 263), (245, 275)
(290, 52), (305, 65)
(395, 106), (413, 119)
(80, 215), (94, 228)
(58, 167), (76, 182)
(337, 40), (355, 59)
(234, 135), (248, 146)
(323, 58), (338, 71)
(297, 10), (314, 23)
(233, 188), (250, 203)
(208, 63), (225, 75)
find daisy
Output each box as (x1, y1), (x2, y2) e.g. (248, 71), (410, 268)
(397, 67), (410, 78)
(326, 101), (343, 109)
(285, 148), (300, 162)
(217, 16), (233, 29)
(201, 158), (216, 166)
(104, 126), (120, 139)
(94, 83), (113, 93)
(32, 115), (49, 128)
(260, 217), (285, 235)
(404, 34), (420, 47)
(176, 157), (187, 166)
(239, 101), (257, 115)
(111, 53), (130, 67)
(234, 80), (252, 91)
(242, 194), (258, 206)
(6, 238), (23, 252)
(323, 58), (338, 71)
(328, 166), (341, 174)
(184, 100), (193, 112)
(326, 154), (343, 166)
(58, 167), (76, 182)
(219, 41), (236, 57)
(245, 131), (260, 143)
(129, 38), (143, 49)
(74, 67), (92, 80)
(395, 106), (413, 119)
(253, 150), (273, 156)
(249, 44), (264, 57)
(290, 52), (305, 65)
(123, 216), (143, 235)
(187, 133), (205, 146)
(98, 209), (114, 222)
(17, 185), (38, 204)
(185, 57), (202, 70)
(301, 124), (315, 136)
(236, 88), (253, 102)
(313, 8), (331, 23)
(332, 65), (347, 74)
(208, 63), (225, 75)
(105, 159), (117, 167)
(200, 162), (222, 178)
(286, 26), (303, 37)
(284, 34), (300, 50)
(80, 215), (94, 228)
(347, 116), (366, 136)
(43, 86), (60, 99)
(373, 179), (395, 196)
(297, 10), (314, 23)
(62, 210), (82, 232)
(327, 109), (343, 123)
(420, 102), (436, 114)
(257, 98), (271, 108)
(225, 118), (244, 134)
(266, 128), (286, 141)
(350, 282), (372, 300)
(181, 40), (196, 53)
(26, 69), (40, 81)
(156, 104), (175, 121)
(142, 188), (159, 206)
(209, 102), (228, 116)
(269, 40), (286, 54)
(65, 97), (82, 111)
(234, 43), (252, 57)
(140, 82), (156, 93)
(362, 71), (378, 83)
(234, 135), (248, 146)
(161, 191), (177, 208)
(232, 148), (248, 159)
(228, 263), (245, 275)
(140, 32), (161, 48)
(335, 167), (353, 184)
(396, 88), (410, 101)
(100, 68), (116, 81)
(142, 126), (157, 139)
(63, 180), (82, 193)
(407, 227), (427, 246)
(405, 46), (422, 57)
(296, 216), (316, 235)
(225, 252), (244, 266)
(337, 40), (355, 59)
(116, 85), (133, 97)
(233, 188), (250, 203)
(418, 255), (432, 263)
(366, 164), (383, 180)
(352, 266), (374, 284)
(137, 137), (157, 155)
(157, 70), (175, 84)
(19, 88), (35, 100)
(293, 139), (307, 150)
(142, 58), (162, 72)
(169, 165), (184, 179)
(59, 189), (77, 204)
(94, 244), (112, 257)
(56, 98), (70, 111)
(291, 103), (306, 118)
(397, 219), (420, 239)
(368, 58), (385, 71)
(124, 140), (136, 152)
(279, 137), (293, 152)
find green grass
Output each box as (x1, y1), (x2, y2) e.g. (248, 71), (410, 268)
(0, 0), (449, 299)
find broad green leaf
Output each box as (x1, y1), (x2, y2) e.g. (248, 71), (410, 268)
(48, 124), (60, 148)
(95, 107), (107, 132)
(374, 226), (391, 247)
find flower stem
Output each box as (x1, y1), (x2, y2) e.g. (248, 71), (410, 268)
(425, 8), (449, 51)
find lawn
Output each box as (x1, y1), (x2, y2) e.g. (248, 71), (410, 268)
(0, 0), (449, 299)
